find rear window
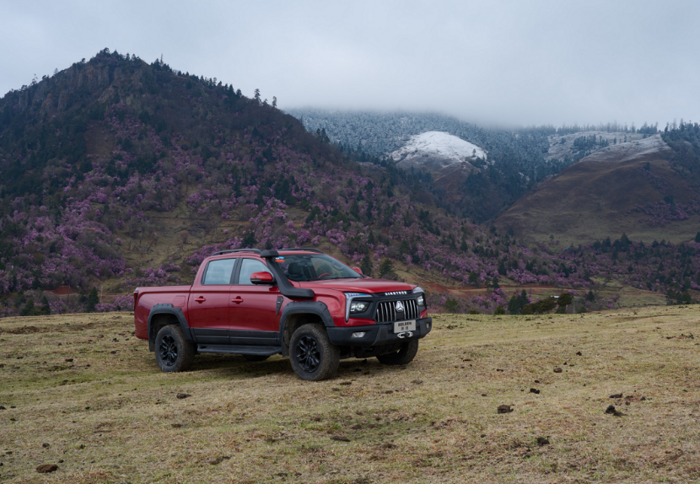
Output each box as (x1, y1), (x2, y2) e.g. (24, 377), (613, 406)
(202, 259), (235, 285)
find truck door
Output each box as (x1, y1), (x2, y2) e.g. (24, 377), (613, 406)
(187, 258), (237, 345)
(230, 258), (281, 345)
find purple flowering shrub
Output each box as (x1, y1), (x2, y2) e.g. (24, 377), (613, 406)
(125, 263), (182, 287)
(0, 200), (125, 294)
(95, 294), (133, 312)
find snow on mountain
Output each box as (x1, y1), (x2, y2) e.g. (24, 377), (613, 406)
(576, 134), (671, 164)
(546, 130), (646, 162)
(390, 131), (487, 172)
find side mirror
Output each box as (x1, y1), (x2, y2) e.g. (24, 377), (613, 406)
(353, 266), (363, 275)
(250, 271), (275, 285)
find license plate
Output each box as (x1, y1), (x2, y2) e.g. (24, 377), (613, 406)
(394, 320), (416, 333)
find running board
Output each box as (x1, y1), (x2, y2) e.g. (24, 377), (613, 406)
(196, 344), (282, 356)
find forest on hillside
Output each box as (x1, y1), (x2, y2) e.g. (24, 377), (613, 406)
(289, 109), (640, 221)
(0, 50), (699, 317)
(290, 110), (670, 222)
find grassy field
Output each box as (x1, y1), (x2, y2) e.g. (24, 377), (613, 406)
(0, 307), (699, 483)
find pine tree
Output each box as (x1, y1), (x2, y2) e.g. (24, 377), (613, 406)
(350, 200), (360, 219)
(557, 292), (573, 308)
(620, 233), (630, 247)
(20, 297), (35, 316)
(40, 296), (51, 315)
(379, 259), (394, 277)
(85, 287), (99, 313)
(360, 254), (373, 277)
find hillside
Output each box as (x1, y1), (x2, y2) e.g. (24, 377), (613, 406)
(1, 50), (700, 317)
(0, 50), (542, 312)
(494, 133), (700, 245)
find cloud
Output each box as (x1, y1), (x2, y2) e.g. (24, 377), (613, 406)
(1, 0), (698, 126)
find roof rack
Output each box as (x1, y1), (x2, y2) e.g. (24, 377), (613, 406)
(280, 247), (324, 254)
(211, 247), (324, 257)
(211, 248), (261, 256)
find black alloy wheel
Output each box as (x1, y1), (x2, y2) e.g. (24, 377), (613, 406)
(296, 335), (321, 373)
(155, 325), (195, 373)
(289, 324), (340, 381)
(159, 334), (178, 367)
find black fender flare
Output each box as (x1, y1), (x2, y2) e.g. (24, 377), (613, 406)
(278, 301), (334, 356)
(147, 303), (193, 351)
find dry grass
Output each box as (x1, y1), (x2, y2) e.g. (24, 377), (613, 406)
(1, 307), (699, 483)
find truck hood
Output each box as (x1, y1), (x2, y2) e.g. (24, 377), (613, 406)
(297, 278), (416, 294)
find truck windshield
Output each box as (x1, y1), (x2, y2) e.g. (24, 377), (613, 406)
(275, 254), (361, 282)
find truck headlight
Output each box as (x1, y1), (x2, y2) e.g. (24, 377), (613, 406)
(413, 286), (426, 307)
(350, 301), (369, 313)
(345, 292), (372, 321)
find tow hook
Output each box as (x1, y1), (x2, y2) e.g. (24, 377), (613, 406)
(397, 331), (414, 339)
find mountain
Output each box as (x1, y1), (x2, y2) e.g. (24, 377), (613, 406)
(1, 50), (699, 317)
(287, 109), (659, 223)
(494, 132), (700, 244)
(288, 109), (564, 221)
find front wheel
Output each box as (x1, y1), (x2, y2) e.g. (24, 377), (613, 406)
(377, 339), (419, 365)
(155, 325), (195, 372)
(289, 324), (339, 381)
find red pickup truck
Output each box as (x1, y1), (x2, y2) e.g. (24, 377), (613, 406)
(134, 248), (432, 380)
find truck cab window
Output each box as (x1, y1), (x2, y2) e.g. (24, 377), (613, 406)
(202, 259), (236, 285)
(238, 259), (271, 285)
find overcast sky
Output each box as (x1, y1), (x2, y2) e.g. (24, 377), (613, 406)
(1, 0), (699, 127)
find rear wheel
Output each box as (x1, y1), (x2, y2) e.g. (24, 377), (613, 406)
(155, 325), (195, 372)
(377, 339), (419, 365)
(243, 354), (270, 362)
(289, 324), (339, 381)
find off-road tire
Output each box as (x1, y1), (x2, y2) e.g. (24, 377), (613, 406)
(155, 325), (195, 373)
(289, 324), (340, 381)
(243, 354), (270, 362)
(376, 339), (419, 365)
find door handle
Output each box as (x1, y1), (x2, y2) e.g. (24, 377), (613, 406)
(231, 296), (244, 304)
(194, 296), (206, 303)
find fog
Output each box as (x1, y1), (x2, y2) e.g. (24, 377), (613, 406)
(1, 0), (699, 127)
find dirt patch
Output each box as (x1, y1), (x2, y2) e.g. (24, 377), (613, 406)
(0, 325), (53, 335)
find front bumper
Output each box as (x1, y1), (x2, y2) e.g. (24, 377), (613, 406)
(326, 317), (432, 347)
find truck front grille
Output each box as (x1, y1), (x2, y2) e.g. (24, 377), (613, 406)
(375, 299), (420, 323)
